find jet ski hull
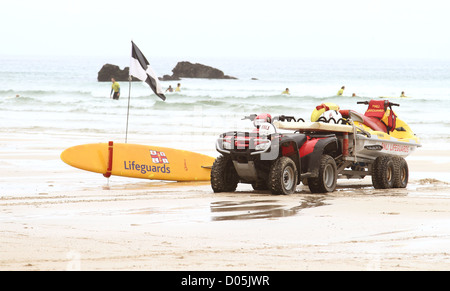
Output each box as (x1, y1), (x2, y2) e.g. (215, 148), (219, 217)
(354, 134), (421, 160)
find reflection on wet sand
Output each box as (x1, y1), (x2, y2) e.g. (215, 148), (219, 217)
(211, 196), (327, 221)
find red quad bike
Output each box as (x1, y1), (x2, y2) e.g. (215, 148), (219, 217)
(211, 100), (421, 195)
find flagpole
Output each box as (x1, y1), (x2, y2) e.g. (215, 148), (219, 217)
(125, 75), (132, 143)
(127, 41), (166, 144)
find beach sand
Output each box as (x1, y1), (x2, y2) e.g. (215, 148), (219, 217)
(1, 136), (450, 271)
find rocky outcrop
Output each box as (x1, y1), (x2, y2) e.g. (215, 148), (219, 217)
(160, 61), (237, 80)
(98, 61), (237, 82)
(97, 64), (139, 82)
(160, 74), (181, 81)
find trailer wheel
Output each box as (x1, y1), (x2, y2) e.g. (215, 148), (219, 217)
(211, 155), (239, 193)
(372, 156), (395, 189)
(393, 157), (408, 188)
(308, 154), (337, 193)
(268, 156), (298, 195)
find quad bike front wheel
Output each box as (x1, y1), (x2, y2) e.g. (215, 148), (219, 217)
(268, 156), (298, 195)
(211, 155), (239, 193)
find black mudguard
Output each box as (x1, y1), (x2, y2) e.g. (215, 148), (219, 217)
(299, 135), (338, 177)
(278, 134), (307, 181)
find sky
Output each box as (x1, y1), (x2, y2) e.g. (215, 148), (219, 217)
(2, 0), (450, 59)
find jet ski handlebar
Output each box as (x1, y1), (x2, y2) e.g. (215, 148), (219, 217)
(357, 101), (400, 107)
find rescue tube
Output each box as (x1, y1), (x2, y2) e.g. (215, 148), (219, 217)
(311, 103), (340, 122)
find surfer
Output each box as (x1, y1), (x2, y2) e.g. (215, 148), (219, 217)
(400, 91), (406, 97)
(110, 78), (120, 100)
(337, 86), (345, 96)
(166, 85), (174, 93)
(175, 83), (181, 92)
(282, 88), (290, 95)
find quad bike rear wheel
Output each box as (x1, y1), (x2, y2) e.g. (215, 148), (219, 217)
(252, 180), (269, 190)
(307, 154), (338, 193)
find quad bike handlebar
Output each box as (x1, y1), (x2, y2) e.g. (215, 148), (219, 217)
(241, 114), (257, 121)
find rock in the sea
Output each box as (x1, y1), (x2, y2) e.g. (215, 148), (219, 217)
(99, 61), (237, 82)
(160, 61), (237, 80)
(97, 64), (139, 82)
(173, 61), (237, 79)
(160, 74), (181, 81)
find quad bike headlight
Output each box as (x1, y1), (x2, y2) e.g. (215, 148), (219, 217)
(222, 140), (232, 150)
(255, 141), (271, 151)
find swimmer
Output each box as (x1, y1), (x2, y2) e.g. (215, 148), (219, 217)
(165, 85), (174, 93)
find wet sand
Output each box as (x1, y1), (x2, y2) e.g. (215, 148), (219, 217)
(1, 140), (450, 270)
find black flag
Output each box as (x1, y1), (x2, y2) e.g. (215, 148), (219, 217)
(130, 41), (166, 101)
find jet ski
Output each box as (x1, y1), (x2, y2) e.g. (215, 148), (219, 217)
(338, 100), (421, 159)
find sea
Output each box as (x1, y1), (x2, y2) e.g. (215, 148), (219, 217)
(1, 55), (450, 192)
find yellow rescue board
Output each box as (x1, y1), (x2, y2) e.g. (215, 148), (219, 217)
(274, 121), (354, 133)
(60, 142), (215, 181)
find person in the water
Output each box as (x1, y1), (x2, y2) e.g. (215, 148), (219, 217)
(110, 78), (120, 100)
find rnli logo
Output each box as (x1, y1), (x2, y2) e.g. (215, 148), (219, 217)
(150, 150), (169, 164)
